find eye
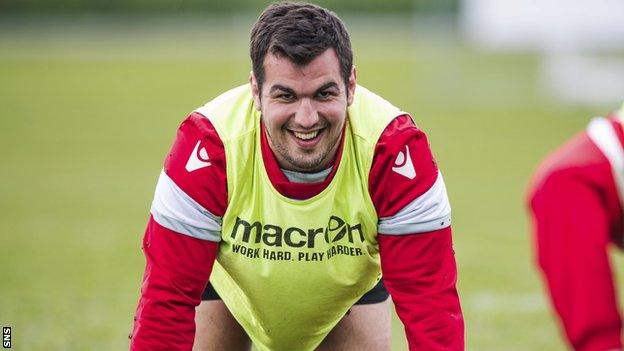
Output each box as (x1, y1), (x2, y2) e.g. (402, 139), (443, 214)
(278, 93), (295, 101)
(316, 91), (332, 99)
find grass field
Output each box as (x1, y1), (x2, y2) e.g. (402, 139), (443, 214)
(1, 15), (622, 350)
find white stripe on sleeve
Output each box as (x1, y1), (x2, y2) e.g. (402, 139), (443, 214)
(378, 171), (451, 235)
(587, 117), (624, 207)
(150, 170), (222, 242)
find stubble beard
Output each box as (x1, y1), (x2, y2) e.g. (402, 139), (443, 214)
(272, 137), (334, 172)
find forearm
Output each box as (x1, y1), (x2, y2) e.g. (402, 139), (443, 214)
(130, 218), (219, 350)
(379, 228), (464, 350)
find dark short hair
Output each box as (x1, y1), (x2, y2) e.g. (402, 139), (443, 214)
(250, 2), (353, 92)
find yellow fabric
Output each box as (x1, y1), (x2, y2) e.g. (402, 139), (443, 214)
(197, 84), (404, 350)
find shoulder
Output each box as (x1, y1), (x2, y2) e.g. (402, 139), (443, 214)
(147, 111), (227, 242)
(370, 115), (448, 230)
(348, 85), (404, 144)
(528, 130), (611, 197)
(370, 114), (438, 200)
(165, 112), (226, 171)
(194, 84), (257, 141)
(162, 111), (228, 216)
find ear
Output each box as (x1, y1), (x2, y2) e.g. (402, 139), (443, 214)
(249, 71), (262, 111)
(347, 66), (357, 106)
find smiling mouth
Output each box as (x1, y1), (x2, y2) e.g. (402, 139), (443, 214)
(291, 128), (324, 141)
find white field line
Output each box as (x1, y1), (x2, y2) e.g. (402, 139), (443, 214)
(465, 291), (548, 313)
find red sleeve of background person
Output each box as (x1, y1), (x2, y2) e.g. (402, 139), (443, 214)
(526, 126), (623, 351)
(372, 115), (464, 349)
(130, 113), (227, 350)
(163, 112), (228, 216)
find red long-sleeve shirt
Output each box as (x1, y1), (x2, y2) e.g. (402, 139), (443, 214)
(527, 116), (624, 351)
(130, 112), (463, 350)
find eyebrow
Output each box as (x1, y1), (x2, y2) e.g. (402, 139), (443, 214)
(268, 81), (340, 96)
(269, 85), (296, 95)
(315, 82), (339, 93)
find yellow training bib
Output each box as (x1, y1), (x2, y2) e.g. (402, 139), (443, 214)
(195, 84), (403, 351)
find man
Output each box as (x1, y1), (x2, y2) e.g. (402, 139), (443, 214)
(130, 2), (463, 350)
(527, 104), (624, 351)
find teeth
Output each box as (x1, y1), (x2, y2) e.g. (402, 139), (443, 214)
(293, 130), (319, 140)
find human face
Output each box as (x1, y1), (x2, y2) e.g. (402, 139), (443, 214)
(251, 49), (356, 173)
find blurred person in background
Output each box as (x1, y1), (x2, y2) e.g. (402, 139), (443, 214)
(129, 2), (463, 350)
(527, 103), (624, 351)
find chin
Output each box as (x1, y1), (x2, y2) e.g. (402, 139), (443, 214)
(289, 155), (325, 172)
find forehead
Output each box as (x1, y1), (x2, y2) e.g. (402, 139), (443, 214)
(262, 49), (343, 92)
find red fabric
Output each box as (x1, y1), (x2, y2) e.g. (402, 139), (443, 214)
(378, 228), (464, 350)
(527, 129), (623, 351)
(164, 112), (228, 216)
(373, 115), (463, 348)
(130, 217), (219, 350)
(369, 114), (439, 217)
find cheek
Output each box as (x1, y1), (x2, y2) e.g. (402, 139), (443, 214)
(262, 105), (291, 131)
(320, 104), (347, 125)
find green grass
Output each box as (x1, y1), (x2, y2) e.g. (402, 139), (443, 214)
(1, 15), (621, 350)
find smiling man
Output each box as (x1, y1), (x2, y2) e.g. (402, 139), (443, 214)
(129, 2), (463, 350)
(257, 49), (347, 173)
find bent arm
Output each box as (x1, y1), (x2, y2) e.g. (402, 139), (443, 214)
(370, 115), (463, 350)
(130, 112), (228, 350)
(528, 173), (622, 351)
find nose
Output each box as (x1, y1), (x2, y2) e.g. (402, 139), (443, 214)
(293, 98), (319, 129)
